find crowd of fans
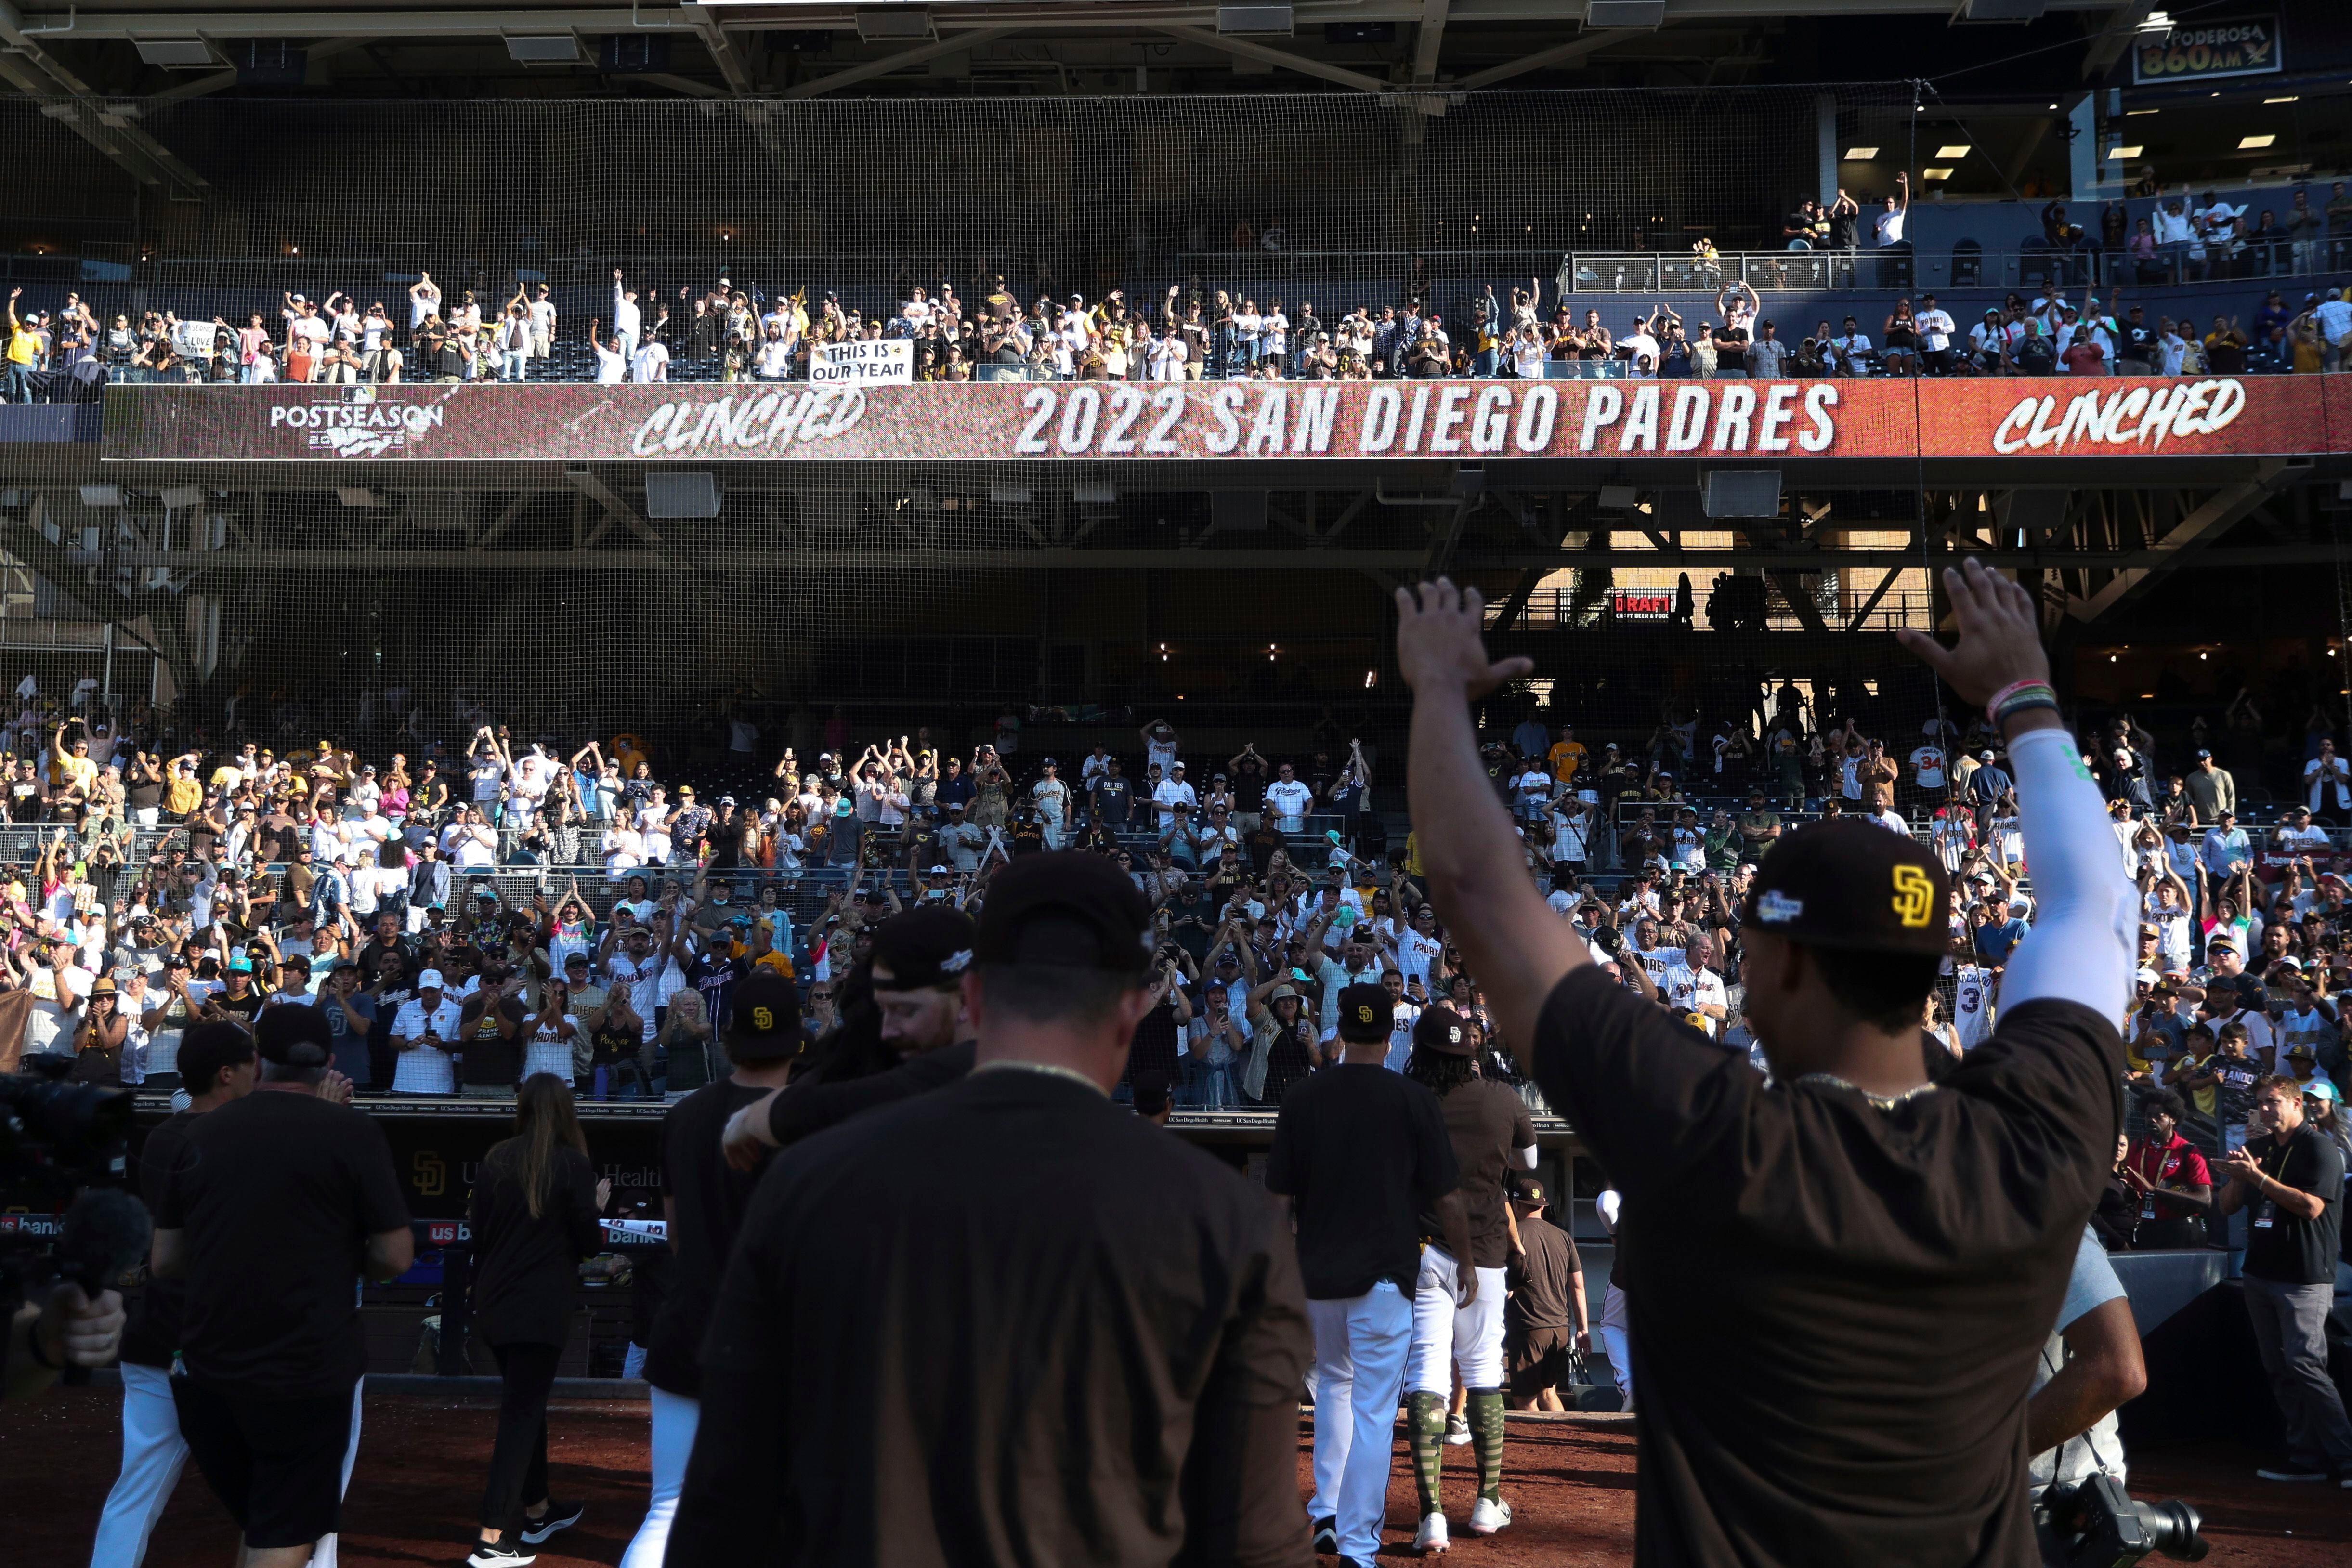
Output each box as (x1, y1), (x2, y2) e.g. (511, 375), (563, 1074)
(7, 237), (2352, 398)
(3, 664), (2349, 1153)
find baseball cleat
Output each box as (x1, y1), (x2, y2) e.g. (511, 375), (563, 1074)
(1311, 1515), (1337, 1554)
(1415, 1511), (1450, 1555)
(1469, 1496), (1513, 1535)
(1443, 1412), (1471, 1446)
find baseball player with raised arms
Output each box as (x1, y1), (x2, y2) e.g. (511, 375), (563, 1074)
(1402, 1005), (1537, 1552)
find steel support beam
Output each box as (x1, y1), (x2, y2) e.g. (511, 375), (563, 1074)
(1452, 29), (1636, 91)
(693, 4), (756, 94)
(783, 26), (1026, 97)
(0, 0), (212, 195)
(1411, 0), (1449, 82)
(2065, 460), (2293, 624)
(1153, 26), (1393, 94)
(1842, 565), (1903, 631)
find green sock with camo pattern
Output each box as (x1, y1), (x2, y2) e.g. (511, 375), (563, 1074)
(1467, 1388), (1506, 1502)
(1407, 1389), (1449, 1517)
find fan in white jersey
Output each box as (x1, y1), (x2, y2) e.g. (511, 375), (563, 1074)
(1949, 962), (1994, 1050)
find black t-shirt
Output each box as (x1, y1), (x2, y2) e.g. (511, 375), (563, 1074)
(157, 1090), (410, 1398)
(646, 1078), (776, 1395)
(460, 995), (527, 1086)
(468, 1141), (602, 1347)
(121, 1110), (199, 1370)
(1091, 775), (1133, 826)
(673, 1069), (1310, 1564)
(1229, 759), (1267, 812)
(212, 985), (263, 1025)
(1532, 967), (2119, 1568)
(2243, 1123), (2346, 1286)
(1415, 1078), (1537, 1269)
(1266, 1062), (1459, 1299)
(1505, 1213), (1581, 1335)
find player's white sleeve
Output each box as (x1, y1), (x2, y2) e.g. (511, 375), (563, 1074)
(1995, 727), (2135, 1027)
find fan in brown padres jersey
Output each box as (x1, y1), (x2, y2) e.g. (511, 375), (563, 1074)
(1394, 563), (2132, 1568)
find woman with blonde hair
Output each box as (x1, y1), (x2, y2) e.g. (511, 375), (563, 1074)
(464, 1073), (609, 1566)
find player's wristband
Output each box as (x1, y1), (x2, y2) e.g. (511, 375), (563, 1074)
(1986, 680), (2060, 729)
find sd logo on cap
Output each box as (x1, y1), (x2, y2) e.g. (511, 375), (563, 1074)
(1334, 983), (1391, 1045)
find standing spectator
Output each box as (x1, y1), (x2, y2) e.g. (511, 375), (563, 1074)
(2187, 749), (2236, 824)
(465, 1075), (608, 1566)
(2215, 1075), (2352, 1483)
(1873, 172), (1910, 285)
(611, 271), (641, 361)
(2304, 739), (2350, 822)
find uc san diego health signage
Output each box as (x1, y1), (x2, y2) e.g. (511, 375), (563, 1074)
(2133, 15), (2282, 84)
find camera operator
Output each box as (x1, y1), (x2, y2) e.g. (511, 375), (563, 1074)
(2025, 1227), (2146, 1560)
(4, 1272), (124, 1404)
(90, 1021), (257, 1568)
(152, 1005), (413, 1568)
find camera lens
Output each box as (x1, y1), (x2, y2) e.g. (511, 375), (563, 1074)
(2131, 1498), (2207, 1562)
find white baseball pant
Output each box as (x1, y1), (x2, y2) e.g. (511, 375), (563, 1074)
(1306, 1281), (1412, 1562)
(90, 1363), (189, 1568)
(1406, 1246), (1506, 1394)
(619, 1386), (697, 1568)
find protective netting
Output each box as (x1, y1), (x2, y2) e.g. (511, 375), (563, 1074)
(0, 85), (1945, 772)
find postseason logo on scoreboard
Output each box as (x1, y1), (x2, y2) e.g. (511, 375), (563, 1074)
(265, 386), (449, 457)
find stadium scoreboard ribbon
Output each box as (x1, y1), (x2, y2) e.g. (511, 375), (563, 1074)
(99, 377), (2347, 464)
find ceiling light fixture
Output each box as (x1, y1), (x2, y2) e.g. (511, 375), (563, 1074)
(2107, 144), (2143, 159)
(1842, 145), (1879, 159)
(2239, 134), (2276, 149)
(1934, 144), (1972, 159)
(1922, 167), (1956, 181)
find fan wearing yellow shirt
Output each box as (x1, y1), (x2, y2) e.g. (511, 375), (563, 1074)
(161, 754), (203, 818)
(50, 724), (99, 800)
(1545, 724), (1588, 787)
(4, 288), (39, 405)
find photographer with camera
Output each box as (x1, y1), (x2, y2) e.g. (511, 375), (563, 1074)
(151, 1005), (412, 1568)
(2023, 1226), (2174, 1566)
(2214, 1073), (2352, 1483)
